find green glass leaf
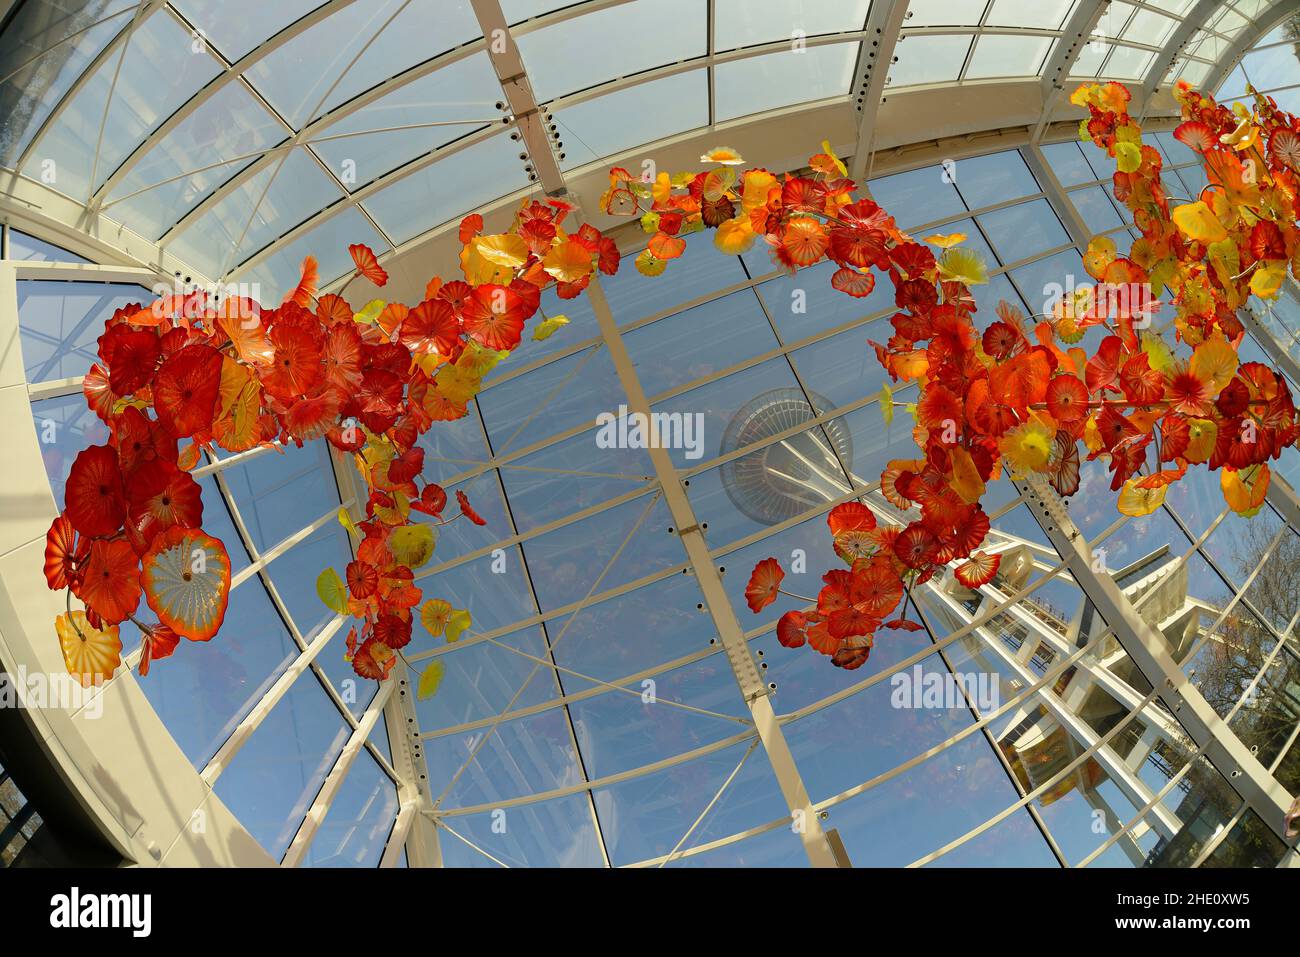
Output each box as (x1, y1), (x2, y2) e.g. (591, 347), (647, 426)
(353, 299), (385, 325)
(533, 314), (570, 341)
(1115, 142), (1141, 174)
(389, 524), (436, 570)
(879, 382), (894, 426)
(316, 567), (348, 614)
(445, 608), (472, 644)
(417, 660), (445, 700)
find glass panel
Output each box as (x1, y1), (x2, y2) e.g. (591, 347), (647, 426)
(651, 357), (802, 469)
(965, 34), (1054, 80)
(496, 425), (653, 533)
(301, 754), (398, 867)
(5, 228), (89, 263)
(566, 655), (750, 778)
(752, 258), (894, 340)
(868, 164), (966, 230)
(714, 0), (870, 49)
(1070, 184), (1126, 235)
(220, 439), (338, 553)
(624, 288), (779, 398)
(417, 546), (537, 645)
(360, 133), (531, 246)
(413, 402), (489, 485)
(515, 0), (706, 103)
(436, 793), (603, 867)
(1123, 8), (1178, 45)
(1010, 248), (1087, 319)
(603, 236), (748, 325)
(212, 676), (352, 860)
(244, 0), (481, 128)
(477, 344), (623, 451)
(592, 739), (789, 866)
(788, 320), (891, 412)
(986, 0), (1075, 29)
(422, 708), (584, 806)
(1200, 809), (1288, 867)
(1242, 41), (1300, 93)
(1101, 44), (1155, 80)
(825, 735), (1035, 866)
(1042, 141), (1098, 188)
(903, 0), (988, 26)
(23, 10), (221, 200)
(105, 83), (287, 241)
(888, 34), (974, 88)
(671, 825), (808, 867)
(977, 198), (1070, 266)
(926, 810), (1059, 866)
(174, 0), (327, 61)
(17, 278), (152, 383)
(415, 626), (559, 732)
(139, 576), (298, 769)
(549, 571), (713, 679)
(308, 52), (501, 189)
(522, 493), (682, 610)
(0, 1), (138, 168)
(238, 205), (388, 296)
(714, 42), (859, 121)
(951, 149), (1039, 210)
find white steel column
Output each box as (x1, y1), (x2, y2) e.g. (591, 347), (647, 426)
(1017, 475), (1298, 845)
(848, 0), (908, 182)
(585, 279), (841, 868)
(470, 0), (841, 866)
(1032, 0), (1111, 142)
(329, 443), (443, 866)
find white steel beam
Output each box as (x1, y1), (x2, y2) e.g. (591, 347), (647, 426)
(583, 276), (841, 867)
(1139, 0), (1220, 109)
(1033, 0), (1111, 143)
(849, 0), (908, 182)
(88, 0), (360, 207)
(1017, 475), (1297, 843)
(200, 615), (347, 785)
(1203, 0), (1300, 94)
(281, 679), (393, 867)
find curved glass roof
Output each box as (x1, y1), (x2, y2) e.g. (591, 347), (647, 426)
(1, 0), (1290, 297)
(2, 0), (1299, 868)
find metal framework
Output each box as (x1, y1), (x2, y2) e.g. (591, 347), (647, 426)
(2, 0), (1299, 869)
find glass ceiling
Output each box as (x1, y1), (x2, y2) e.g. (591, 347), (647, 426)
(3, 0), (1299, 868)
(0, 0), (1286, 299)
(10, 124), (1300, 865)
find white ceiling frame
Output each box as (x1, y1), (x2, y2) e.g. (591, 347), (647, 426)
(849, 0), (907, 181)
(1032, 0), (1112, 143)
(1138, 0), (1223, 111)
(87, 0), (361, 208)
(12, 0), (169, 174)
(224, 31), (878, 283)
(153, 0), (632, 248)
(1203, 0), (1300, 92)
